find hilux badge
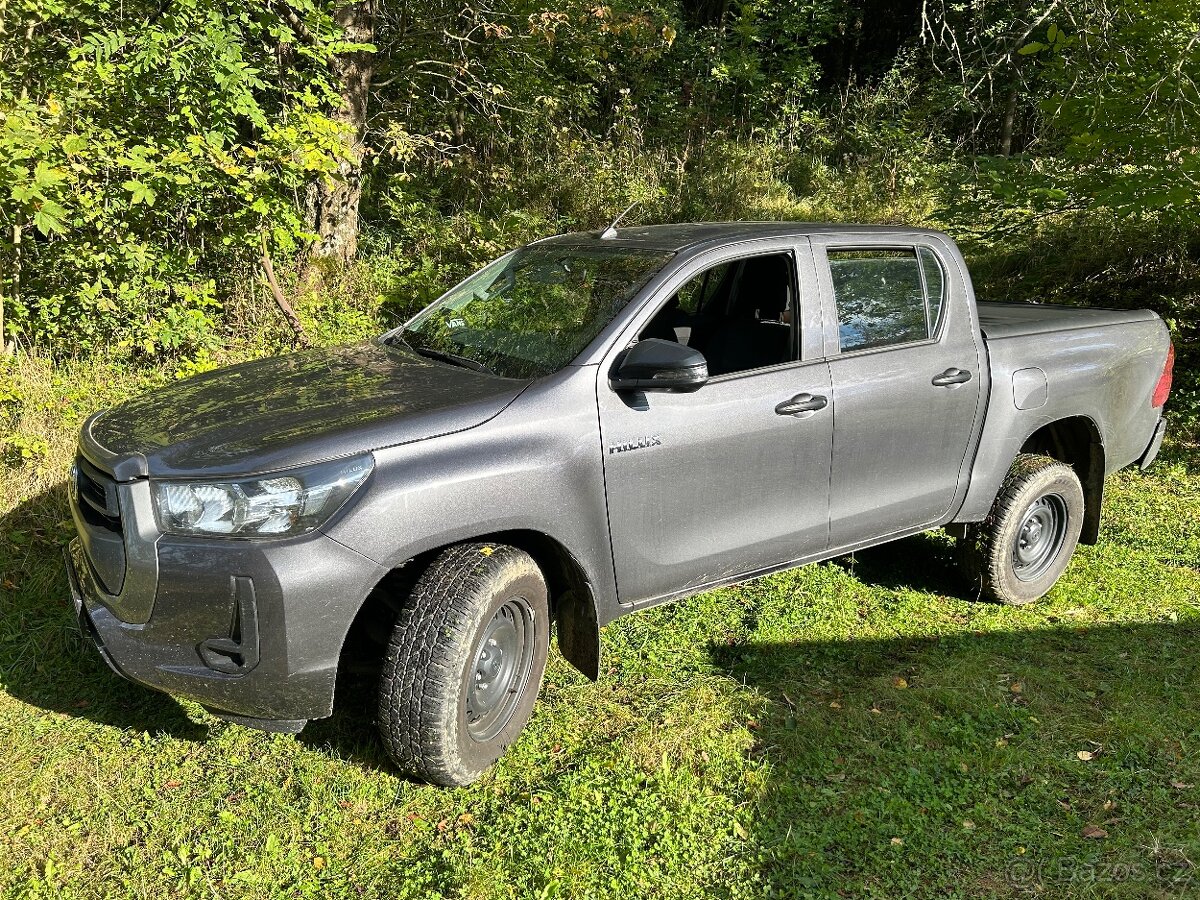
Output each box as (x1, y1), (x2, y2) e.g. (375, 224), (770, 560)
(608, 435), (662, 455)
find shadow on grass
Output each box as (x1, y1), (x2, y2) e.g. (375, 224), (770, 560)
(0, 484), (205, 739)
(713, 620), (1200, 895)
(831, 530), (963, 596)
(296, 672), (392, 770)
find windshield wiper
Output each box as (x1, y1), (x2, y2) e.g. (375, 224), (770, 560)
(410, 345), (496, 376)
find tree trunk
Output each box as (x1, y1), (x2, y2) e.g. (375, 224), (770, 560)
(310, 0), (376, 266)
(1000, 82), (1019, 158)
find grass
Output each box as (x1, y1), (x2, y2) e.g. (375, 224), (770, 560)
(1, 351), (1199, 899)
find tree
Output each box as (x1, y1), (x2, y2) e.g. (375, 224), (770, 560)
(303, 0), (377, 265)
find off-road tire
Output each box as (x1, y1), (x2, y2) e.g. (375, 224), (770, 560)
(377, 543), (549, 786)
(958, 453), (1085, 605)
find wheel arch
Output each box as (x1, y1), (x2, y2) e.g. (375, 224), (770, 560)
(1019, 415), (1105, 544)
(334, 529), (602, 696)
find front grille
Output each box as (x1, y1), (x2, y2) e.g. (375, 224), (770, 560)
(75, 456), (121, 529)
(73, 454), (127, 594)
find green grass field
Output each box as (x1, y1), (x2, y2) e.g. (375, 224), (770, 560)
(2, 355), (1198, 899)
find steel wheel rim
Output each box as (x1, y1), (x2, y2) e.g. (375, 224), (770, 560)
(1012, 493), (1068, 582)
(465, 597), (535, 742)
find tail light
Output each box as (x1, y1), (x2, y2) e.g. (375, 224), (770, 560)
(1152, 342), (1174, 408)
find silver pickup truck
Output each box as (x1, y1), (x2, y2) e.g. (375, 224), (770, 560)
(66, 223), (1174, 785)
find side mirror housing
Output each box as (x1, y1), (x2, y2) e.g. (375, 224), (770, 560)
(609, 338), (708, 393)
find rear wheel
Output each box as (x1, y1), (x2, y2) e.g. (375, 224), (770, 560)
(958, 454), (1085, 605)
(377, 543), (549, 786)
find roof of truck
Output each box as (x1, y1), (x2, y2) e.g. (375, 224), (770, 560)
(531, 222), (950, 253)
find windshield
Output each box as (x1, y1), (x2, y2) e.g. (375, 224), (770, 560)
(392, 244), (674, 379)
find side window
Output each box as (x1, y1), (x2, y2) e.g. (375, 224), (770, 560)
(638, 253), (796, 377)
(919, 247), (945, 334)
(828, 248), (935, 353)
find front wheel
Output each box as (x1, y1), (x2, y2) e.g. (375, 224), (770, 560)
(958, 454), (1085, 605)
(377, 543), (550, 786)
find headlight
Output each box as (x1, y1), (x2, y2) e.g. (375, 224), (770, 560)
(152, 454), (373, 538)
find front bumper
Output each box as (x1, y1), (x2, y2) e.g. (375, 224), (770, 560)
(67, 523), (385, 726)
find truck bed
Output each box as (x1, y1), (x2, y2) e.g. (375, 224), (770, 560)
(976, 301), (1160, 340)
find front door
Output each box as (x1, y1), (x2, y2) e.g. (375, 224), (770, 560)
(597, 244), (835, 606)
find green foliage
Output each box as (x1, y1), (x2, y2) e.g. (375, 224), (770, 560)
(0, 0), (351, 354)
(2, 431), (50, 468)
(1045, 1), (1200, 221)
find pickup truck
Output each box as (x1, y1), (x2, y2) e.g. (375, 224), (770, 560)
(66, 223), (1174, 785)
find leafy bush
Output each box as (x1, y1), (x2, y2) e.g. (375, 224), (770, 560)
(1, 0), (349, 355)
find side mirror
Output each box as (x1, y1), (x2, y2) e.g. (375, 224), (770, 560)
(609, 339), (708, 393)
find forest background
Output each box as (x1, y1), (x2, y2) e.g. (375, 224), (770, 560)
(1, 0), (1197, 434)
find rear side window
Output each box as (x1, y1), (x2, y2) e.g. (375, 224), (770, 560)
(919, 247), (945, 334)
(827, 247), (945, 352)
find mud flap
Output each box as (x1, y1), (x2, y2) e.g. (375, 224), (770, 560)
(556, 587), (601, 681)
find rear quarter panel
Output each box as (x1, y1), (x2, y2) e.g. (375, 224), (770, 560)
(956, 316), (1171, 522)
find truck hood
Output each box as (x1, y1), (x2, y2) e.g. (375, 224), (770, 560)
(83, 342), (531, 480)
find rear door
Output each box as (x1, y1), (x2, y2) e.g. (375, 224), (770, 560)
(812, 235), (985, 549)
(597, 239), (834, 606)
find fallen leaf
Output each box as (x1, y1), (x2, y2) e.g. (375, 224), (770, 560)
(1171, 780), (1194, 790)
(1081, 825), (1108, 839)
(829, 701), (842, 709)
(870, 706), (882, 715)
(733, 820), (749, 840)
(312, 856), (325, 870)
(2, 579), (17, 591)
(825, 772), (846, 783)
(1010, 682), (1023, 694)
(458, 813), (474, 825)
(890, 837), (904, 846)
(1077, 750), (1095, 761)
(163, 780), (182, 790)
(962, 820), (976, 830)
(892, 677), (908, 689)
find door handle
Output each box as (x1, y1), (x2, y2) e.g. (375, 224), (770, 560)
(775, 393), (828, 417)
(932, 368), (973, 387)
